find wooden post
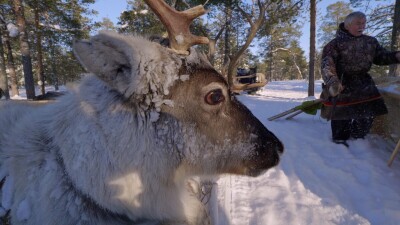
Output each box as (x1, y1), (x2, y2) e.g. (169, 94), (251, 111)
(388, 138), (400, 167)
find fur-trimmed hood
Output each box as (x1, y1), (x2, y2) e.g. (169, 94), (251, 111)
(335, 22), (364, 40)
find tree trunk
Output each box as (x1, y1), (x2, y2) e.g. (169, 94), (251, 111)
(208, 39), (216, 65)
(0, 31), (10, 99)
(268, 39), (273, 81)
(207, 27), (224, 65)
(389, 0), (400, 77)
(49, 38), (59, 90)
(4, 32), (19, 97)
(308, 0), (316, 96)
(222, 5), (232, 80)
(13, 0), (35, 99)
(292, 54), (303, 79)
(34, 2), (45, 95)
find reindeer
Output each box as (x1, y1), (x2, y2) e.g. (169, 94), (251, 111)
(0, 1), (283, 224)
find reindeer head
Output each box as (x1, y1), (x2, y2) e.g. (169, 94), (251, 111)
(160, 57), (283, 177)
(72, 1), (283, 178)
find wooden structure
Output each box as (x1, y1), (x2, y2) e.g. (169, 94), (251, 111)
(232, 73), (267, 94)
(388, 139), (400, 167)
(373, 77), (400, 166)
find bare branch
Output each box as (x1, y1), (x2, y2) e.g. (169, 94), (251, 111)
(236, 4), (253, 26)
(271, 47), (290, 53)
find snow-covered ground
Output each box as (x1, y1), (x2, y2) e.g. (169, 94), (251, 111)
(214, 80), (400, 225)
(6, 80), (400, 225)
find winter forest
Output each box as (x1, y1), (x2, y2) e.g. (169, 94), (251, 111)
(0, 0), (399, 100)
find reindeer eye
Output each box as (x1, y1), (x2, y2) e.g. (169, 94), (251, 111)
(205, 89), (225, 105)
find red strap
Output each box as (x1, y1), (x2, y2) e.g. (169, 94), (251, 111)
(322, 95), (382, 106)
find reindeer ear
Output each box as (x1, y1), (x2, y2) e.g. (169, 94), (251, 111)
(73, 39), (130, 74)
(73, 35), (131, 88)
(73, 31), (182, 106)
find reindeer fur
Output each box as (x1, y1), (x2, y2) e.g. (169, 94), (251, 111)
(0, 31), (283, 225)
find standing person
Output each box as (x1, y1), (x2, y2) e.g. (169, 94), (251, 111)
(320, 11), (400, 145)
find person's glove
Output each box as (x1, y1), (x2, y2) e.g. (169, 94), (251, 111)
(328, 81), (343, 97)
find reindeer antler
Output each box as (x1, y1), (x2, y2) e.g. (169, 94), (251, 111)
(144, 0), (209, 54)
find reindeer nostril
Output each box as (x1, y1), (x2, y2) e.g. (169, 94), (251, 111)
(277, 141), (284, 154)
(273, 156), (280, 166)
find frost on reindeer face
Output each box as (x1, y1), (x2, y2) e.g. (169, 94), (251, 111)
(156, 65), (282, 177)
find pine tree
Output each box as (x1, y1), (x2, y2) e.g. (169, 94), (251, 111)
(318, 1), (352, 47)
(0, 30), (9, 99)
(389, 0), (400, 76)
(13, 0), (35, 99)
(308, 0), (316, 96)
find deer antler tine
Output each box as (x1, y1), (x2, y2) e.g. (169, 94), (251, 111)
(144, 0), (209, 54)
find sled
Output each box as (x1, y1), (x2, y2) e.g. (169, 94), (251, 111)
(268, 99), (323, 121)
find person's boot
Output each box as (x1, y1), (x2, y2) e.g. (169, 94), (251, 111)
(350, 118), (373, 140)
(333, 139), (349, 147)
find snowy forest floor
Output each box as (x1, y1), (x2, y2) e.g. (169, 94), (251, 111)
(213, 80), (400, 225)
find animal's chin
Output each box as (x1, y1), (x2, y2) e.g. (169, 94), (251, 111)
(244, 168), (267, 177)
(226, 163), (279, 177)
(243, 154), (281, 176)
(245, 155), (281, 177)
(243, 163), (279, 177)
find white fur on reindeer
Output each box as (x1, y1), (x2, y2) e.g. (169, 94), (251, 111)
(0, 31), (283, 225)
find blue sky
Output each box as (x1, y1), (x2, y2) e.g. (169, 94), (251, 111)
(90, 0), (127, 23)
(89, 0), (389, 59)
(89, 0), (329, 58)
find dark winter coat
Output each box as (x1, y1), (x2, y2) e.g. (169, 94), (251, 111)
(320, 23), (399, 120)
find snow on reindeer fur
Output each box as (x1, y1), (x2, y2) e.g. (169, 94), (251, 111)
(72, 32), (183, 120)
(0, 31), (282, 225)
